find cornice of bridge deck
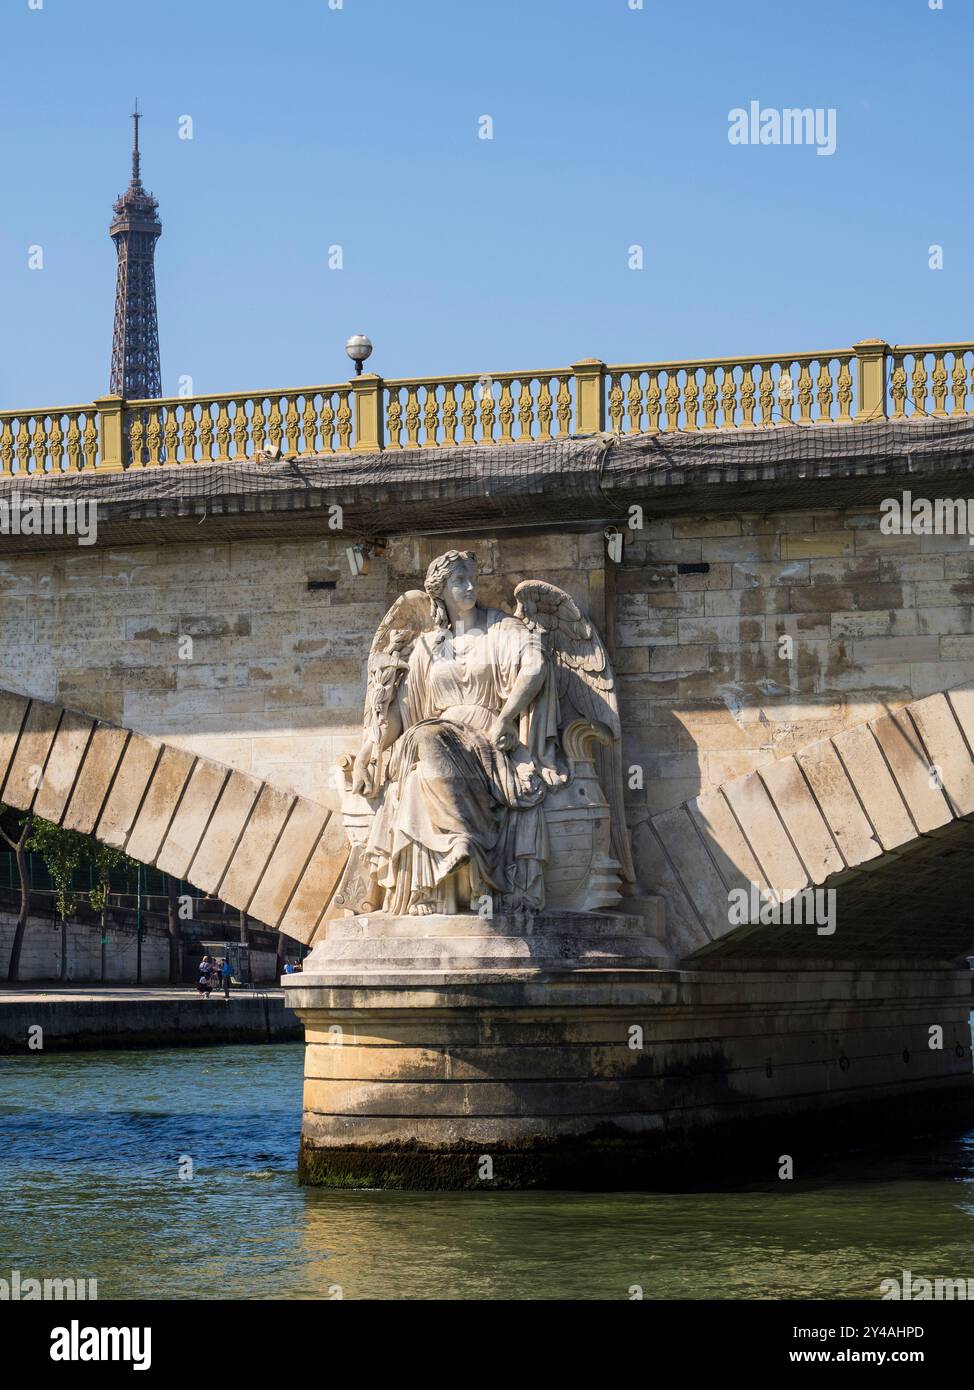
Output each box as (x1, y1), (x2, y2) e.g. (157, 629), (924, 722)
(2, 417), (974, 552)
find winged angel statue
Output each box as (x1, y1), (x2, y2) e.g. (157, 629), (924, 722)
(338, 549), (635, 923)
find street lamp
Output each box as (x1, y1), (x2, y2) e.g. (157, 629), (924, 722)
(345, 334), (373, 376)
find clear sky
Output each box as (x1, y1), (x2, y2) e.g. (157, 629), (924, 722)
(0, 0), (970, 407)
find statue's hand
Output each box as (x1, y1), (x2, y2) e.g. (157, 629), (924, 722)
(489, 716), (518, 753)
(350, 739), (376, 796)
(540, 764), (568, 788)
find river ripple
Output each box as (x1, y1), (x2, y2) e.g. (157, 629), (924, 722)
(2, 1043), (974, 1300)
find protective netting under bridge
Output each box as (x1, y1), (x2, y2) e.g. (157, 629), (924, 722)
(3, 417), (974, 537)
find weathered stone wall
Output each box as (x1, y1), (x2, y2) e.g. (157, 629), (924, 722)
(615, 507), (974, 827)
(0, 909), (282, 984)
(0, 909), (170, 983)
(4, 507), (973, 913)
(290, 956), (974, 1187)
(0, 988), (301, 1052)
(0, 537), (380, 806)
(0, 532), (604, 811)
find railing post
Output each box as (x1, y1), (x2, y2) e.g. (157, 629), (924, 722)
(853, 339), (889, 422)
(570, 358), (606, 434)
(351, 374), (384, 452)
(93, 394), (127, 471)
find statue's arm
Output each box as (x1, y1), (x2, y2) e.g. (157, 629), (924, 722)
(492, 643), (546, 752)
(351, 692), (404, 795)
(499, 647), (545, 722)
(376, 698), (403, 751)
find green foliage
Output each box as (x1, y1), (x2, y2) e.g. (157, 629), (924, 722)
(89, 842), (137, 915)
(25, 819), (138, 919)
(26, 819), (88, 918)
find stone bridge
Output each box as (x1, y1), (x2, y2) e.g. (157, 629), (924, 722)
(647, 682), (974, 961)
(4, 335), (974, 1184)
(0, 688), (346, 948)
(4, 676), (974, 969)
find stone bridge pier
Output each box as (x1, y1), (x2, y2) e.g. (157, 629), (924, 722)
(283, 677), (974, 1188)
(4, 402), (974, 1186)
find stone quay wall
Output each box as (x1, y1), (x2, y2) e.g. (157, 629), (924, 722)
(0, 990), (301, 1053)
(0, 908), (170, 984)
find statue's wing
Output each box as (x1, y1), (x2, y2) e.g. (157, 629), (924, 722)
(514, 580), (635, 884)
(362, 589), (430, 743)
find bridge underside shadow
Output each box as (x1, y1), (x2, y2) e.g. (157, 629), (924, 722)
(642, 680), (974, 965)
(700, 816), (974, 961)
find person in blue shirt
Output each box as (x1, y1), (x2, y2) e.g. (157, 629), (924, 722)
(220, 955), (233, 1000)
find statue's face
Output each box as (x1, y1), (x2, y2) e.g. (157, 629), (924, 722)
(444, 561), (478, 616)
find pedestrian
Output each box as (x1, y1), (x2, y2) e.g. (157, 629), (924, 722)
(221, 955), (232, 1000)
(198, 955), (213, 999)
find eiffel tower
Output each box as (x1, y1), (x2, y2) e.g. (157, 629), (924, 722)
(109, 103), (162, 399)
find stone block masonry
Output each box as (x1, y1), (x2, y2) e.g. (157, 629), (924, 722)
(0, 908), (170, 984)
(0, 688), (348, 945)
(3, 512), (970, 826)
(5, 510), (974, 959)
(286, 917), (974, 1189)
(0, 532), (605, 811)
(0, 984), (300, 1053)
(614, 508), (974, 826)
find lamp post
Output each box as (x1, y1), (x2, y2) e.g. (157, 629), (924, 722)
(345, 333), (373, 377)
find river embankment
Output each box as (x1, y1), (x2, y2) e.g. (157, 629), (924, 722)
(0, 985), (300, 1051)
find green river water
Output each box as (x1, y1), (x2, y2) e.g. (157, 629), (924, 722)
(2, 1043), (974, 1301)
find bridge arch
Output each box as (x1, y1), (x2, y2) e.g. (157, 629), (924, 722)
(10, 681), (974, 963)
(0, 689), (346, 946)
(640, 680), (974, 961)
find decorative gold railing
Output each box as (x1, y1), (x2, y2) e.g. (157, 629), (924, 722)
(123, 385), (355, 466)
(1, 338), (971, 473)
(0, 405), (101, 475)
(382, 370), (577, 449)
(604, 351), (859, 433)
(889, 345), (974, 420)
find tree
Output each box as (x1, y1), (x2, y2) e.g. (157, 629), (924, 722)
(0, 804), (33, 983)
(26, 819), (88, 982)
(26, 819), (86, 919)
(165, 875), (181, 984)
(88, 841), (136, 916)
(88, 841), (138, 982)
(25, 820), (138, 982)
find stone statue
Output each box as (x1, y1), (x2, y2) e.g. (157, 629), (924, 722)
(337, 548), (634, 923)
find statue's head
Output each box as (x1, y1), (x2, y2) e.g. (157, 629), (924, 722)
(425, 549), (478, 629)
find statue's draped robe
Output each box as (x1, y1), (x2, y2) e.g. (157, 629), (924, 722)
(364, 609), (554, 914)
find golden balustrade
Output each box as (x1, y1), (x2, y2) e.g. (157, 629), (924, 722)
(2, 339), (973, 473)
(381, 371), (574, 450)
(0, 406), (100, 475)
(888, 344), (974, 421)
(603, 352), (859, 434)
(123, 385), (355, 466)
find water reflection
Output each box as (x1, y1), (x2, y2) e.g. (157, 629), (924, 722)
(1, 1045), (973, 1300)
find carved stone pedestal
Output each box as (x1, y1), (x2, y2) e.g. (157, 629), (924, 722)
(283, 912), (974, 1190)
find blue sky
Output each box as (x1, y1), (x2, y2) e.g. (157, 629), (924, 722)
(1, 0), (970, 407)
